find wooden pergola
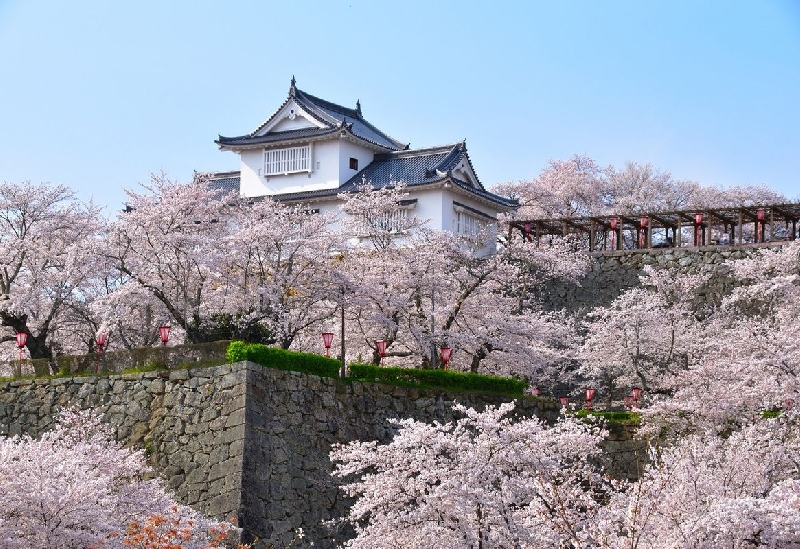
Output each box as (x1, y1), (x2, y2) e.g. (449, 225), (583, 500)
(510, 203), (800, 252)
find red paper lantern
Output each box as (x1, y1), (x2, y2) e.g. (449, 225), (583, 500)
(375, 340), (388, 365)
(95, 332), (109, 373)
(757, 208), (765, 221)
(440, 346), (452, 370)
(639, 216), (648, 229)
(609, 217), (619, 250)
(585, 387), (597, 410)
(532, 386), (542, 396)
(694, 212), (704, 226)
(322, 332), (334, 357)
(631, 387), (643, 402)
(559, 396), (569, 407)
(158, 325), (171, 346)
(15, 332), (27, 362)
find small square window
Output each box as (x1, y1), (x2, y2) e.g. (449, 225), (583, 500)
(349, 157), (359, 170)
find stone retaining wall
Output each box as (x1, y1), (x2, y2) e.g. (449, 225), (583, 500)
(0, 365), (246, 522)
(0, 362), (642, 548)
(540, 244), (783, 313)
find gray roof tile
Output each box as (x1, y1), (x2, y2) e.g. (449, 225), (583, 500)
(216, 81), (408, 151)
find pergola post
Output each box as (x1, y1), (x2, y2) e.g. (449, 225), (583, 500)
(737, 209), (743, 245)
(770, 208), (775, 241)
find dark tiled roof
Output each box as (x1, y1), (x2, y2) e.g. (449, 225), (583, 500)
(205, 173), (241, 196)
(216, 81), (408, 151)
(215, 127), (334, 147)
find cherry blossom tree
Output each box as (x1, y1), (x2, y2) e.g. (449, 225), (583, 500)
(333, 181), (437, 365)
(0, 408), (241, 549)
(643, 240), (800, 430)
(330, 182), (588, 376)
(0, 181), (105, 361)
(578, 266), (706, 403)
(221, 197), (341, 349)
(493, 155), (607, 219)
(330, 402), (610, 549)
(591, 413), (800, 548)
(104, 173), (234, 344)
(492, 154), (787, 221)
(433, 231), (588, 379)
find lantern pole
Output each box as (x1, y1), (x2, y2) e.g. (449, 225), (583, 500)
(609, 217), (618, 251)
(340, 290), (346, 377)
(694, 213), (704, 246)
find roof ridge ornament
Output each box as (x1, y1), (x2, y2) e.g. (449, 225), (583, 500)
(290, 75), (297, 97)
(356, 99), (362, 116)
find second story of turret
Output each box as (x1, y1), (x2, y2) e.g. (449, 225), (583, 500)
(216, 77), (408, 198)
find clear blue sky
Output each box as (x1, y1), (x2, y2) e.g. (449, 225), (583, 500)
(1, 0), (798, 214)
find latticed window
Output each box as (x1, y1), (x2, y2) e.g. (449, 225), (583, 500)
(456, 210), (485, 237)
(263, 145), (311, 175)
(367, 209), (408, 233)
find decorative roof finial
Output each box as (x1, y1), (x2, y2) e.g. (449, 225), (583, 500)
(356, 99), (362, 116)
(290, 75), (296, 96)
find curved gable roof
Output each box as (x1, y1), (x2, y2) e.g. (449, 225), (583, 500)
(216, 78), (408, 151)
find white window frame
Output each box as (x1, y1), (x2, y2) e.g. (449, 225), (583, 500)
(455, 211), (485, 237)
(263, 144), (312, 176)
(367, 208), (409, 234)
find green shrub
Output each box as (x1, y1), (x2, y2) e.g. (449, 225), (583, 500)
(226, 340), (248, 363)
(226, 341), (340, 378)
(347, 363), (528, 395)
(573, 409), (641, 425)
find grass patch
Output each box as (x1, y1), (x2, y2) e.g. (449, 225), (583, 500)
(226, 341), (340, 378)
(347, 363), (528, 396)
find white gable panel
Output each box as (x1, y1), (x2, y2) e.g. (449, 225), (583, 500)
(271, 116), (317, 132)
(451, 157), (480, 189)
(255, 100), (326, 136)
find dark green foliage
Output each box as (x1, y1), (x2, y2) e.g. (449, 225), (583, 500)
(206, 313), (276, 345)
(574, 409), (641, 425)
(762, 410), (782, 419)
(347, 363), (529, 395)
(226, 341), (340, 378)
